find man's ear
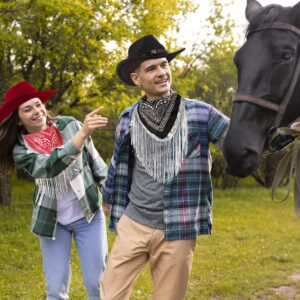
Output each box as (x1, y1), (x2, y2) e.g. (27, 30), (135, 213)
(130, 72), (140, 86)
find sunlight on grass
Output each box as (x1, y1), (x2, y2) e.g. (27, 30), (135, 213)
(1, 178), (300, 299)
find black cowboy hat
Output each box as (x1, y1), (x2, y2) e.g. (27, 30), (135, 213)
(116, 35), (185, 86)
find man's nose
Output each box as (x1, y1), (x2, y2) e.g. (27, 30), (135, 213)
(157, 67), (166, 76)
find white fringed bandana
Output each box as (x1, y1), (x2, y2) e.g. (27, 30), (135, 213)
(131, 95), (188, 183)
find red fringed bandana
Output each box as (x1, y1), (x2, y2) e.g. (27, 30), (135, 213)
(23, 122), (63, 154)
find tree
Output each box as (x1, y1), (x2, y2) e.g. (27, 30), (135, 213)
(172, 0), (239, 188)
(0, 0), (196, 204)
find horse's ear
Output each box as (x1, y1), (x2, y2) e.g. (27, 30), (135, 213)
(292, 2), (300, 13)
(246, 0), (264, 22)
(289, 2), (300, 25)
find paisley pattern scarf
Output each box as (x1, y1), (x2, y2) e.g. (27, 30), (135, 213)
(137, 92), (180, 138)
(23, 122), (63, 154)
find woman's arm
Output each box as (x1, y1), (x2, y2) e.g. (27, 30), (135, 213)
(13, 108), (108, 179)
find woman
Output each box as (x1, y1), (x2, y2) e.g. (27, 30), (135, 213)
(0, 81), (109, 300)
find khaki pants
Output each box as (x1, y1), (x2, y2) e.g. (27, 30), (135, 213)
(100, 215), (196, 300)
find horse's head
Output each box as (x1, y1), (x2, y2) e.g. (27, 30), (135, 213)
(223, 0), (300, 177)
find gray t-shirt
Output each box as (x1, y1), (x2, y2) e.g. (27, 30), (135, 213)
(125, 155), (164, 229)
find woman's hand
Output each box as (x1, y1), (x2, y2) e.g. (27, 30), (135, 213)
(80, 107), (108, 138)
(72, 107), (108, 150)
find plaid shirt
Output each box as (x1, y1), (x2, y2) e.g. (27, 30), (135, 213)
(103, 98), (230, 240)
(13, 116), (108, 239)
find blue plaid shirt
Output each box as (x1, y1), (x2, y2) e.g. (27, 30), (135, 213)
(103, 98), (229, 240)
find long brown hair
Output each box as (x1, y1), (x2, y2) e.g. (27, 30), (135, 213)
(0, 104), (54, 176)
(0, 111), (20, 176)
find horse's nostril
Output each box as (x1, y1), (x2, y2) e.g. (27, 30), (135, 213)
(242, 148), (257, 160)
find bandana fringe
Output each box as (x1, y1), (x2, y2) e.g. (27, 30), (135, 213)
(131, 100), (188, 183)
(35, 164), (74, 198)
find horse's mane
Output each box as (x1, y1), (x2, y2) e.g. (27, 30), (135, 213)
(246, 5), (281, 37)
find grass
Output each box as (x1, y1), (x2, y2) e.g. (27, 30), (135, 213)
(1, 178), (300, 299)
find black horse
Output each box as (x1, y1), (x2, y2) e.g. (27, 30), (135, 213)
(223, 0), (300, 177)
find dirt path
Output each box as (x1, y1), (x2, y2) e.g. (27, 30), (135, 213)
(254, 272), (300, 299)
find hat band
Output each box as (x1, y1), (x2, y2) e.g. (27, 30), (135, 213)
(141, 49), (168, 57)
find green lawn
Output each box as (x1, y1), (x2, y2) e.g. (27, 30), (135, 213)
(1, 178), (300, 299)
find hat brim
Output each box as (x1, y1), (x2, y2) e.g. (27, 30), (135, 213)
(116, 48), (185, 86)
(0, 89), (57, 125)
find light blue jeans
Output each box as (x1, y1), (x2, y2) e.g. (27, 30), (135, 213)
(40, 210), (107, 300)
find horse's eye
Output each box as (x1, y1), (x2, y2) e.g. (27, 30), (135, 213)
(282, 52), (294, 61)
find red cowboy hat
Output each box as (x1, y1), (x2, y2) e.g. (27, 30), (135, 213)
(0, 81), (57, 125)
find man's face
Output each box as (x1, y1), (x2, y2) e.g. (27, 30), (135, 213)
(130, 57), (172, 101)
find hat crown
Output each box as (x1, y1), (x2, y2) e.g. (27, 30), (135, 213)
(128, 35), (168, 59)
(4, 81), (37, 103)
(0, 81), (56, 125)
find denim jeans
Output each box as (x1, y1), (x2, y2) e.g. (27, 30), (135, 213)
(40, 210), (107, 300)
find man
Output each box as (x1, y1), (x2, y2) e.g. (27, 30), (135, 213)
(101, 35), (230, 300)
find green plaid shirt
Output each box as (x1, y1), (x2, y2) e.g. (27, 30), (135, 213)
(13, 116), (108, 239)
(103, 98), (229, 240)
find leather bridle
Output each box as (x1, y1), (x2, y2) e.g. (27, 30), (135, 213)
(232, 21), (300, 128)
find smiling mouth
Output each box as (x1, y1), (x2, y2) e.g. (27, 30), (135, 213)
(156, 79), (168, 85)
(33, 116), (45, 121)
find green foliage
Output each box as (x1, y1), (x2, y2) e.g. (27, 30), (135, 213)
(210, 144), (239, 189)
(2, 178), (300, 299)
(0, 0), (196, 102)
(173, 0), (238, 116)
(0, 0), (196, 160)
(171, 0), (241, 187)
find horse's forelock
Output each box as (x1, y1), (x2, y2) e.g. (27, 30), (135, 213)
(246, 5), (281, 37)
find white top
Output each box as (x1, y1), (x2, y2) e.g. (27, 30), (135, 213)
(57, 188), (84, 225)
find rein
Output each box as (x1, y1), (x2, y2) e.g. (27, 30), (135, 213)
(232, 21), (300, 128)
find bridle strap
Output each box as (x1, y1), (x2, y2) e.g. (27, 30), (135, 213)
(233, 22), (300, 127)
(253, 21), (300, 37)
(232, 95), (279, 112)
(275, 56), (300, 126)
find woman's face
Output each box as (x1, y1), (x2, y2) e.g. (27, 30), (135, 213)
(18, 98), (47, 133)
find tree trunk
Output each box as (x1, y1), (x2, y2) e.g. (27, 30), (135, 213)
(0, 175), (12, 205)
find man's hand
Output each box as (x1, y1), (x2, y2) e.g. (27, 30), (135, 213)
(102, 202), (110, 216)
(290, 121), (300, 131)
